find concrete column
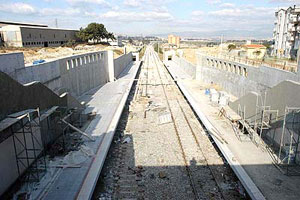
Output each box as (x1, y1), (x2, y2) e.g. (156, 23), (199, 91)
(106, 50), (115, 82)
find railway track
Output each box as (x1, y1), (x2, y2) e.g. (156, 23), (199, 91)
(93, 46), (246, 200)
(151, 47), (224, 200)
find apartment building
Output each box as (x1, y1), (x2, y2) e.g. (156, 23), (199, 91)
(272, 6), (300, 59)
(168, 34), (180, 47)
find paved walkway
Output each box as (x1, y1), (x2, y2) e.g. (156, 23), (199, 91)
(42, 61), (141, 200)
(165, 60), (300, 200)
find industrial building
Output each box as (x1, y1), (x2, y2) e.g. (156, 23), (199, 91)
(168, 34), (180, 47)
(0, 21), (78, 47)
(272, 6), (300, 59)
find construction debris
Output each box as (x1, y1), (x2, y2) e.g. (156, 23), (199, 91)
(61, 119), (95, 142)
(122, 137), (131, 144)
(158, 171), (167, 179)
(158, 113), (172, 125)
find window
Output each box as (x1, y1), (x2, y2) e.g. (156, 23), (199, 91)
(54, 34), (56, 38)
(65, 34), (67, 38)
(40, 34), (42, 38)
(29, 33), (31, 38)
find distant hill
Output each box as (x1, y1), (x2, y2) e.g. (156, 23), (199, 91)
(154, 30), (272, 40)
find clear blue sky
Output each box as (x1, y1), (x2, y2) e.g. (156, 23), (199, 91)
(0, 0), (299, 39)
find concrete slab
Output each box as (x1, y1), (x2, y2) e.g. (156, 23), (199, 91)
(41, 61), (141, 200)
(165, 60), (300, 200)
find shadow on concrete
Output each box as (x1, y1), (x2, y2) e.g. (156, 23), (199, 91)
(117, 62), (136, 80)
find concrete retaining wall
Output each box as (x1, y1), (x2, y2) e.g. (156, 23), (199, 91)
(0, 71), (84, 119)
(0, 52), (24, 76)
(0, 50), (134, 196)
(173, 56), (196, 79)
(0, 125), (42, 196)
(0, 70), (85, 195)
(196, 53), (300, 98)
(114, 52), (132, 78)
(0, 50), (133, 97)
(16, 60), (62, 94)
(59, 52), (109, 97)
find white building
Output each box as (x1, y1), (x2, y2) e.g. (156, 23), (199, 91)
(272, 6), (300, 59)
(0, 21), (78, 47)
(117, 36), (123, 47)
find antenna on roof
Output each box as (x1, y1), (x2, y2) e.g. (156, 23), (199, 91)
(55, 18), (58, 28)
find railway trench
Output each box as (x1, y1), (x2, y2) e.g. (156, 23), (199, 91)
(92, 46), (247, 200)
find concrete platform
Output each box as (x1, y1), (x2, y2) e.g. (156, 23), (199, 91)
(41, 61), (141, 200)
(164, 60), (300, 200)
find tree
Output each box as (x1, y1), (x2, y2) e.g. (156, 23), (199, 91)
(77, 23), (111, 44)
(107, 32), (115, 40)
(129, 38), (133, 44)
(228, 44), (236, 52)
(104, 32), (115, 42)
(254, 50), (261, 57)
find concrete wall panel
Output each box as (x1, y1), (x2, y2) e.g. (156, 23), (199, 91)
(173, 56), (196, 79)
(114, 52), (132, 78)
(196, 53), (300, 98)
(0, 52), (24, 77)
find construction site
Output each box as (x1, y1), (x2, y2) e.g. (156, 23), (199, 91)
(1, 10), (300, 199)
(0, 38), (300, 199)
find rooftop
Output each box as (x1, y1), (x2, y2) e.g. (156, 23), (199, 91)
(0, 20), (48, 28)
(242, 44), (266, 49)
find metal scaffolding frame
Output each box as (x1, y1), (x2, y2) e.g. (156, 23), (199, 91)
(253, 92), (279, 138)
(234, 92), (300, 176)
(235, 104), (252, 142)
(276, 106), (300, 175)
(9, 109), (47, 182)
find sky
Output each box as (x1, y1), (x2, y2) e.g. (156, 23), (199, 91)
(0, 0), (300, 39)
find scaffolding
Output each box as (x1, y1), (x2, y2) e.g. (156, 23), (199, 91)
(9, 109), (47, 182)
(235, 104), (252, 142)
(276, 107), (300, 175)
(253, 92), (279, 138)
(233, 91), (300, 176)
